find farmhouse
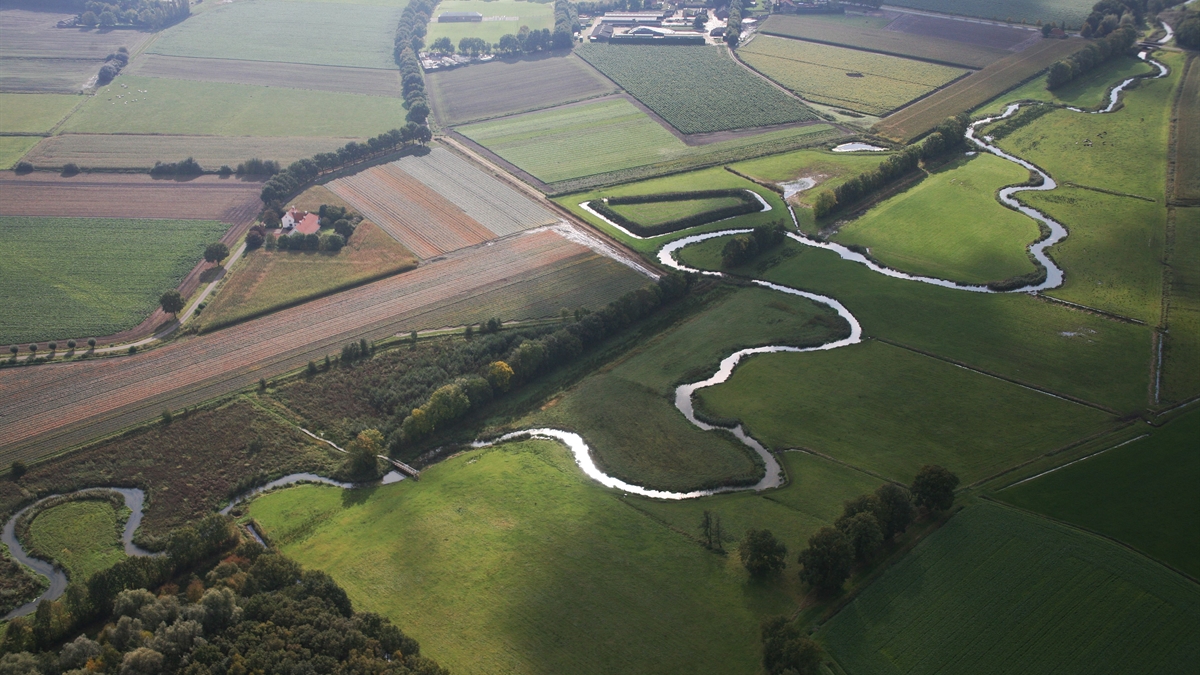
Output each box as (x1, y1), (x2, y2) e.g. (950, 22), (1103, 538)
(281, 208), (320, 235)
(437, 11), (483, 22)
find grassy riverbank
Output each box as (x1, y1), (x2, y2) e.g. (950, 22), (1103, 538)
(26, 500), (126, 582)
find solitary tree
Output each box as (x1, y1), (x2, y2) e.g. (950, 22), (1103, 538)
(344, 429), (385, 479)
(87, 338), (96, 348)
(8, 346), (17, 356)
(797, 526), (853, 593)
(10, 461), (26, 481)
(911, 465), (959, 513)
(160, 290), (184, 318)
(204, 242), (230, 267)
(739, 529), (787, 579)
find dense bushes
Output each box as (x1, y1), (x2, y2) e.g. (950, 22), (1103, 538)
(721, 223), (787, 267)
(1048, 23), (1138, 88)
(235, 158), (280, 177)
(72, 0), (189, 30)
(1177, 8), (1200, 48)
(593, 189), (764, 236)
(149, 157), (203, 178)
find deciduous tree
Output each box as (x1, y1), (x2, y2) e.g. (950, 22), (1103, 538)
(797, 526), (852, 592)
(911, 464), (959, 512)
(159, 290), (184, 317)
(739, 529), (787, 578)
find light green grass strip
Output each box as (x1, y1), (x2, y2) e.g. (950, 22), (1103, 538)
(0, 93), (81, 133)
(425, 0), (555, 45)
(0, 137), (40, 169)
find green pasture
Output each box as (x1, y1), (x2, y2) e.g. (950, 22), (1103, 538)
(1163, 207), (1200, 403)
(997, 408), (1200, 577)
(610, 195), (746, 227)
(0, 93), (79, 133)
(886, 0), (1095, 27)
(976, 55), (1156, 115)
(149, 0), (402, 69)
(997, 51), (1180, 202)
(819, 502), (1200, 674)
(251, 439), (793, 675)
(555, 165), (789, 255)
(60, 76), (406, 138)
(1019, 187), (1164, 323)
(426, 0), (555, 45)
(524, 285), (847, 491)
(695, 340), (1113, 484)
(834, 153), (1041, 285)
(0, 136), (39, 169)
(27, 500), (126, 582)
(677, 236), (1152, 412)
(0, 216), (228, 345)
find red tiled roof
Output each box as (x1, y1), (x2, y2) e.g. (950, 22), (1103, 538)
(295, 213), (320, 235)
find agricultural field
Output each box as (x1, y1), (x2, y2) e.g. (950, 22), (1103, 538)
(739, 35), (968, 116)
(58, 76), (407, 138)
(818, 502), (1200, 674)
(425, 0), (555, 45)
(1173, 56), (1200, 203)
(0, 93), (79, 133)
(426, 53), (617, 126)
(328, 147), (558, 258)
(694, 339), (1112, 484)
(758, 14), (1009, 69)
(524, 285), (849, 491)
(0, 216), (228, 346)
(0, 9), (152, 93)
(0, 172), (263, 222)
(148, 1), (402, 69)
(0, 137), (39, 169)
(124, 55), (404, 97)
(887, 0), (1097, 28)
(458, 97), (837, 186)
(677, 236), (1153, 412)
(25, 499), (126, 583)
(250, 439), (787, 675)
(974, 55), (1155, 115)
(882, 11), (1042, 50)
(0, 228), (649, 462)
(874, 37), (1083, 142)
(197, 222), (419, 331)
(833, 153), (1042, 285)
(609, 195), (747, 227)
(1162, 207), (1200, 403)
(575, 44), (820, 134)
(997, 408), (1200, 577)
(21, 134), (351, 171)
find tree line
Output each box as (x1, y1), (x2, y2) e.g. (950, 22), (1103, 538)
(72, 0), (189, 30)
(1047, 22), (1138, 88)
(722, 222), (787, 267)
(394, 0), (436, 125)
(97, 48), (128, 85)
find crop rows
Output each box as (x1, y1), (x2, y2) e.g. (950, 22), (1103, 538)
(23, 134), (351, 170)
(886, 0), (1095, 29)
(125, 55), (404, 98)
(330, 164), (496, 259)
(0, 229), (647, 462)
(0, 173), (262, 222)
(575, 44), (819, 134)
(740, 36), (966, 115)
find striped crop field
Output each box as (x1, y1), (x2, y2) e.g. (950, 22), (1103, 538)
(576, 44), (820, 134)
(124, 55), (404, 98)
(739, 36), (967, 116)
(22, 134), (354, 171)
(819, 502), (1200, 674)
(0, 228), (649, 462)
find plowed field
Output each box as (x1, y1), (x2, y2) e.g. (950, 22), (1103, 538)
(329, 163), (496, 259)
(0, 228), (649, 461)
(0, 172), (263, 222)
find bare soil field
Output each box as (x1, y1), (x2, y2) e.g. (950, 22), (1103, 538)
(0, 172), (263, 222)
(0, 58), (97, 94)
(759, 14), (1007, 69)
(884, 12), (1041, 51)
(124, 55), (404, 97)
(21, 134), (354, 170)
(0, 9), (152, 92)
(0, 228), (648, 461)
(427, 53), (617, 126)
(874, 37), (1084, 142)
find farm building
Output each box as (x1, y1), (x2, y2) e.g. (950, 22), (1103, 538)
(606, 25), (707, 44)
(437, 11), (483, 22)
(281, 208), (320, 235)
(597, 10), (670, 25)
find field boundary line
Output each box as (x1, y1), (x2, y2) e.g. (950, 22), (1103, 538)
(1061, 181), (1156, 202)
(781, 448), (899, 485)
(966, 420), (1137, 491)
(873, 337), (1119, 414)
(1000, 433), (1149, 489)
(1030, 293), (1147, 325)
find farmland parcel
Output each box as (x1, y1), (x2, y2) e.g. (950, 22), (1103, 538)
(738, 36), (967, 116)
(886, 0), (1096, 29)
(21, 135), (353, 171)
(124, 55), (404, 97)
(0, 93), (80, 133)
(0, 9), (152, 93)
(0, 173), (263, 221)
(1173, 57), (1200, 203)
(425, 0), (555, 45)
(575, 44), (819, 134)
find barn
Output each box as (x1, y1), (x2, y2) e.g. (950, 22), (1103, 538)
(437, 11), (483, 22)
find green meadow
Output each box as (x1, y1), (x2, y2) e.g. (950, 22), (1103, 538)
(425, 0), (555, 45)
(997, 408), (1200, 577)
(1163, 207), (1200, 403)
(60, 76), (405, 138)
(834, 153), (1041, 285)
(0, 93), (80, 133)
(610, 195), (746, 227)
(27, 500), (126, 582)
(0, 137), (39, 169)
(818, 502), (1200, 674)
(976, 55), (1156, 115)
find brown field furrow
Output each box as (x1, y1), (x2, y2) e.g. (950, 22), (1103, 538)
(328, 164), (495, 258)
(0, 229), (644, 460)
(0, 172), (263, 221)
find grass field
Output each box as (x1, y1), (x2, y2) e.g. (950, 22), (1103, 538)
(887, 0), (1097, 28)
(149, 0), (402, 69)
(26, 499), (126, 582)
(1163, 207), (1200, 403)
(1018, 188), (1164, 323)
(0, 137), (39, 169)
(694, 340), (1113, 484)
(0, 216), (228, 345)
(677, 236), (1152, 412)
(22, 134), (352, 170)
(575, 44), (819, 134)
(1173, 55), (1200, 203)
(819, 502), (1200, 674)
(425, 0), (555, 44)
(251, 439), (791, 675)
(610, 195), (746, 227)
(428, 53), (616, 126)
(198, 222), (418, 330)
(0, 93), (79, 133)
(525, 285), (847, 491)
(997, 408), (1200, 577)
(59, 76), (406, 138)
(739, 36), (966, 116)
(758, 14), (1007, 69)
(459, 97), (835, 185)
(833, 153), (1042, 285)
(874, 37), (1083, 142)
(975, 55), (1155, 115)
(124, 55), (404, 97)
